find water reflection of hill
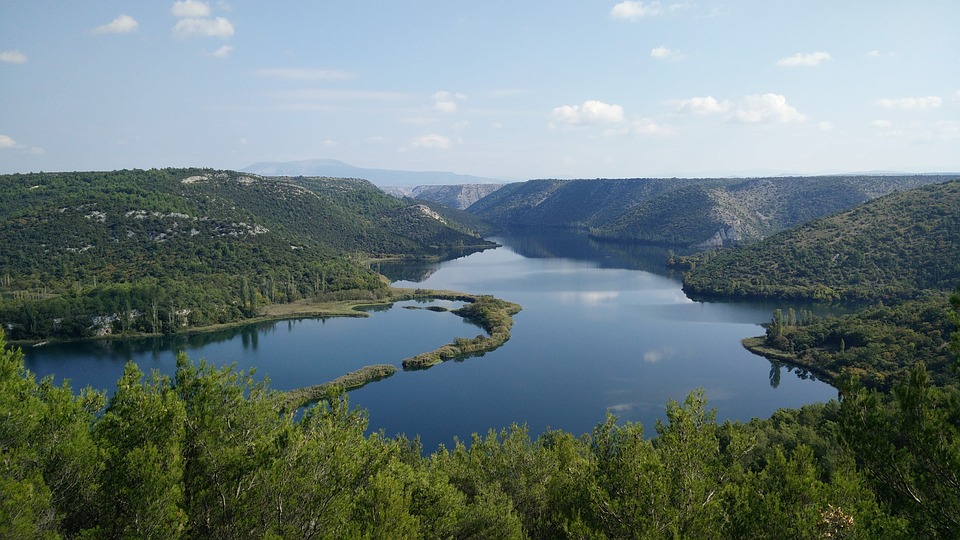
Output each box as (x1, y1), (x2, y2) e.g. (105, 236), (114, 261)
(29, 320), (315, 362)
(373, 263), (439, 283)
(496, 229), (692, 277)
(378, 229), (695, 283)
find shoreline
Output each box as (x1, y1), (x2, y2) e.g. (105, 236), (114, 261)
(11, 287), (479, 348)
(15, 286), (522, 407)
(740, 336), (839, 385)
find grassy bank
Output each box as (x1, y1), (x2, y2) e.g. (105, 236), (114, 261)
(283, 364), (398, 408)
(401, 295), (522, 369)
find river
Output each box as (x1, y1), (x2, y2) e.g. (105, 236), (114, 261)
(23, 230), (837, 451)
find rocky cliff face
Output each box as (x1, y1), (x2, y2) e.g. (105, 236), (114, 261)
(381, 183), (505, 210)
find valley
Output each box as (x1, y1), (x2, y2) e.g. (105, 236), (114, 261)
(3, 168), (959, 538)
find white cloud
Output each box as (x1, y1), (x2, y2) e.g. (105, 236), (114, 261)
(955, 90), (960, 103)
(610, 1), (662, 19)
(174, 17), (234, 38)
(650, 46), (683, 61)
(434, 101), (457, 113)
(211, 45), (233, 58)
(610, 1), (688, 20)
(818, 121), (834, 131)
(776, 51), (831, 67)
(93, 14), (139, 35)
(876, 96), (943, 110)
(172, 0), (211, 18)
(411, 134), (452, 149)
(432, 90), (467, 113)
(627, 118), (674, 136)
(735, 94), (807, 123)
(0, 50), (27, 64)
(866, 50), (880, 58)
(253, 68), (352, 80)
(676, 96), (730, 114)
(0, 134), (44, 155)
(551, 100), (625, 126)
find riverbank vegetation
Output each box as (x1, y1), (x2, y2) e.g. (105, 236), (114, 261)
(744, 293), (958, 390)
(282, 364), (398, 408)
(402, 295), (521, 369)
(3, 327), (958, 538)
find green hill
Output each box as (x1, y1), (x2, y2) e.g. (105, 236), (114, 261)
(682, 180), (960, 301)
(0, 168), (494, 340)
(469, 175), (956, 247)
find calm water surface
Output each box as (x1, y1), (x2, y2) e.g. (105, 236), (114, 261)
(24, 231), (837, 451)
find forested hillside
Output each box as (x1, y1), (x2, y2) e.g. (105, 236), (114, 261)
(682, 180), (960, 301)
(0, 169), (493, 340)
(468, 175), (956, 247)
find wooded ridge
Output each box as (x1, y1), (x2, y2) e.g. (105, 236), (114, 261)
(466, 174), (957, 247)
(0, 168), (494, 341)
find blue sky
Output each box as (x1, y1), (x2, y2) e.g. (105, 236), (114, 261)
(2, 1), (959, 179)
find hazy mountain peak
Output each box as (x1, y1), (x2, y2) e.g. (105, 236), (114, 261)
(243, 159), (502, 187)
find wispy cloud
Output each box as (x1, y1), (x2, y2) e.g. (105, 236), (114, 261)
(735, 94), (807, 123)
(876, 96), (943, 110)
(610, 1), (662, 19)
(551, 100), (625, 126)
(871, 119), (960, 141)
(173, 17), (234, 38)
(93, 14), (139, 35)
(650, 46), (684, 61)
(0, 134), (44, 155)
(211, 45), (233, 58)
(622, 118), (675, 136)
(676, 96), (731, 114)
(610, 1), (688, 20)
(411, 134), (453, 149)
(172, 1), (234, 39)
(172, 0), (211, 18)
(432, 90), (467, 113)
(270, 89), (411, 102)
(0, 50), (27, 64)
(253, 68), (353, 80)
(776, 51), (831, 67)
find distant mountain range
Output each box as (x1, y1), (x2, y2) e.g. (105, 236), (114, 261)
(243, 158), (503, 187)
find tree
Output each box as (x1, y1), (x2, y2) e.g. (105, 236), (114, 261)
(93, 362), (187, 538)
(0, 329), (104, 537)
(839, 362), (960, 538)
